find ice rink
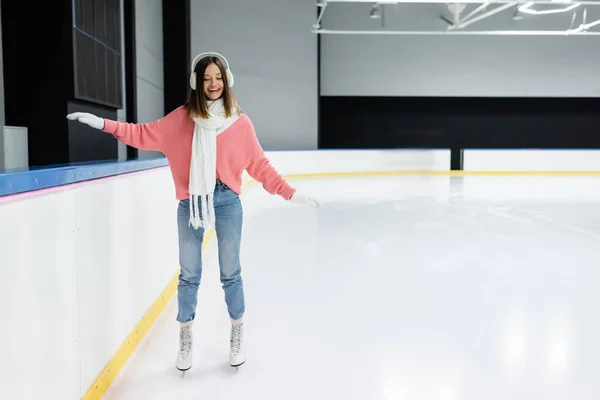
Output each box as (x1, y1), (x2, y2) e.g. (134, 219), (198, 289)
(103, 174), (600, 400)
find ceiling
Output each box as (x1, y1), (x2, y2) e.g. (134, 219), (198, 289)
(315, 0), (600, 35)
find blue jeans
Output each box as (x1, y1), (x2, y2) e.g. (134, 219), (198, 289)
(176, 179), (245, 323)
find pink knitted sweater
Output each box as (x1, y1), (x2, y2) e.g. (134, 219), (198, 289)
(102, 106), (296, 201)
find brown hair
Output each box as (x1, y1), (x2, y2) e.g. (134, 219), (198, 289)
(185, 55), (241, 119)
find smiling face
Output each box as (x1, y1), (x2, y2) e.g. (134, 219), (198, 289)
(186, 55), (240, 120)
(203, 62), (224, 100)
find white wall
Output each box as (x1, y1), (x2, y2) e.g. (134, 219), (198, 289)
(135, 0), (165, 159)
(320, 3), (600, 97)
(116, 0), (164, 161)
(190, 0), (318, 149)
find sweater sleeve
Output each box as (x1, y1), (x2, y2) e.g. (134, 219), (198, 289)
(244, 117), (296, 200)
(102, 116), (164, 151)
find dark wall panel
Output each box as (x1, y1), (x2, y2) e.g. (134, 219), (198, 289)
(67, 101), (118, 163)
(123, 0), (138, 159)
(1, 0), (122, 167)
(1, 0), (73, 166)
(72, 0), (123, 108)
(162, 0), (191, 114)
(319, 96), (600, 150)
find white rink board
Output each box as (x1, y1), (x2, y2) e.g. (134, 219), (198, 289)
(0, 167), (180, 399)
(240, 149), (452, 187)
(73, 168), (180, 394)
(1, 148), (598, 399)
(263, 149), (452, 175)
(0, 190), (81, 399)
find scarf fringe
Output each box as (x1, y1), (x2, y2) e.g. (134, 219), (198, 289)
(188, 99), (239, 230)
(188, 193), (215, 230)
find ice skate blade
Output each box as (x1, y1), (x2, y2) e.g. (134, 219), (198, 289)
(230, 360), (245, 372)
(177, 366), (191, 378)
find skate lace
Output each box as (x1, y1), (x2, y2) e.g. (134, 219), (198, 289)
(230, 325), (243, 355)
(179, 326), (193, 359)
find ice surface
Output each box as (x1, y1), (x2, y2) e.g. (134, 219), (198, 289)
(104, 174), (600, 400)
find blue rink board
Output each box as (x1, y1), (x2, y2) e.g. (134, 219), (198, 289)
(0, 148), (333, 198)
(0, 157), (169, 197)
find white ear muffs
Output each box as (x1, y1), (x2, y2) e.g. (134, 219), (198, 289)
(189, 52), (234, 90)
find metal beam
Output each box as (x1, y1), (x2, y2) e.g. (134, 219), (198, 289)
(313, 28), (600, 34)
(450, 2), (517, 29)
(459, 2), (493, 23)
(316, 0), (600, 35)
(314, 1), (328, 29)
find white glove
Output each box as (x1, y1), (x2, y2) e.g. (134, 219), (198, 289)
(289, 192), (321, 208)
(66, 112), (105, 130)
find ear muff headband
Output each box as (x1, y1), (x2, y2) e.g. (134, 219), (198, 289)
(189, 52), (234, 90)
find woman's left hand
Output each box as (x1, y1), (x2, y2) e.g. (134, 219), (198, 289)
(289, 192), (321, 208)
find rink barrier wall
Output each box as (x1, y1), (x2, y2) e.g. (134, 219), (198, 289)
(2, 149), (600, 400)
(4, 148), (600, 199)
(0, 157), (170, 198)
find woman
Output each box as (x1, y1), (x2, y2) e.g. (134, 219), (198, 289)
(67, 52), (320, 372)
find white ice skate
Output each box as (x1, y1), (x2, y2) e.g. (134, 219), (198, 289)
(176, 324), (193, 376)
(229, 323), (245, 370)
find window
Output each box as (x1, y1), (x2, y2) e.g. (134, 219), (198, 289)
(72, 0), (123, 108)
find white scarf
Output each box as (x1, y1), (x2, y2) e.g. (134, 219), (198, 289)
(189, 99), (239, 230)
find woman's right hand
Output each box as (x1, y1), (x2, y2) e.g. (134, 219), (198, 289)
(66, 112), (105, 130)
